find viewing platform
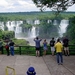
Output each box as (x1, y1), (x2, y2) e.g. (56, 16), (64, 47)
(0, 55), (75, 75)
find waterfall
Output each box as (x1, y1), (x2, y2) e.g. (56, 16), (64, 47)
(15, 21), (23, 33)
(6, 21), (23, 38)
(0, 22), (4, 30)
(6, 21), (23, 32)
(34, 20), (40, 24)
(6, 21), (15, 31)
(0, 19), (69, 46)
(53, 20), (58, 25)
(59, 20), (69, 37)
(30, 26), (36, 38)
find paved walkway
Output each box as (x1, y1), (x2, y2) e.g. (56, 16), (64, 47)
(0, 55), (75, 75)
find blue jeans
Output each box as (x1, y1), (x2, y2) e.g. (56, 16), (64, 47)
(56, 52), (63, 64)
(10, 46), (14, 56)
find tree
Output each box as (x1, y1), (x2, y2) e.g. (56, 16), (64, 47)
(0, 29), (3, 39)
(65, 16), (75, 44)
(2, 31), (15, 40)
(32, 0), (75, 13)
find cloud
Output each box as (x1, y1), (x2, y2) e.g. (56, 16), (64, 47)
(0, 0), (75, 12)
(67, 4), (75, 11)
(0, 0), (9, 7)
(0, 0), (40, 12)
(17, 0), (40, 11)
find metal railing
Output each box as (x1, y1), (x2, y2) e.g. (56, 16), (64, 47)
(1, 45), (75, 55)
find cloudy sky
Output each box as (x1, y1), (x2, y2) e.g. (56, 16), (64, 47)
(0, 0), (75, 12)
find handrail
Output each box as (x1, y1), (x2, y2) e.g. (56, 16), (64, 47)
(2, 45), (75, 55)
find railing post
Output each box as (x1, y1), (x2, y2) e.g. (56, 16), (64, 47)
(1, 46), (4, 54)
(40, 47), (43, 56)
(19, 46), (21, 55)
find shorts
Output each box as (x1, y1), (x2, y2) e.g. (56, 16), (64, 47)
(43, 47), (47, 50)
(64, 47), (69, 51)
(36, 47), (40, 51)
(51, 47), (55, 52)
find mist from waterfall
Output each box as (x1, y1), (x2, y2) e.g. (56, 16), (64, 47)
(59, 20), (69, 37)
(30, 26), (36, 38)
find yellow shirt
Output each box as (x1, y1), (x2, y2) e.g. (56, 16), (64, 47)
(55, 42), (63, 53)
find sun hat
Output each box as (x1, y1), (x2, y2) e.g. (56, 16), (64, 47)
(27, 67), (36, 75)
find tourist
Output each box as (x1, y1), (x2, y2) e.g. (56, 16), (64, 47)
(50, 37), (55, 56)
(34, 37), (42, 57)
(0, 39), (3, 54)
(63, 36), (70, 56)
(54, 39), (63, 65)
(27, 67), (36, 75)
(43, 39), (48, 56)
(5, 41), (10, 56)
(9, 40), (15, 56)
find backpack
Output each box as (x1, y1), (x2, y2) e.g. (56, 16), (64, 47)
(5, 45), (9, 49)
(50, 40), (55, 46)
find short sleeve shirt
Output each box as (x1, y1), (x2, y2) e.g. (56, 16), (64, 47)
(55, 42), (63, 53)
(34, 39), (41, 48)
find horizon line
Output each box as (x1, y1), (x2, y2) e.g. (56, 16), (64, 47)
(0, 11), (75, 13)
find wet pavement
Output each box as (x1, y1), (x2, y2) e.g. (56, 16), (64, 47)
(0, 55), (75, 75)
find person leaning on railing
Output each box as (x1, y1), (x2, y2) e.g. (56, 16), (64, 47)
(0, 39), (3, 54)
(9, 40), (15, 56)
(34, 37), (42, 57)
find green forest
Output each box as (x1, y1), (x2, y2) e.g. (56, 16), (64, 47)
(0, 11), (75, 44)
(0, 11), (75, 20)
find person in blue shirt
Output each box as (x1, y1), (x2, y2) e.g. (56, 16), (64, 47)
(34, 37), (42, 57)
(43, 39), (48, 56)
(9, 40), (15, 56)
